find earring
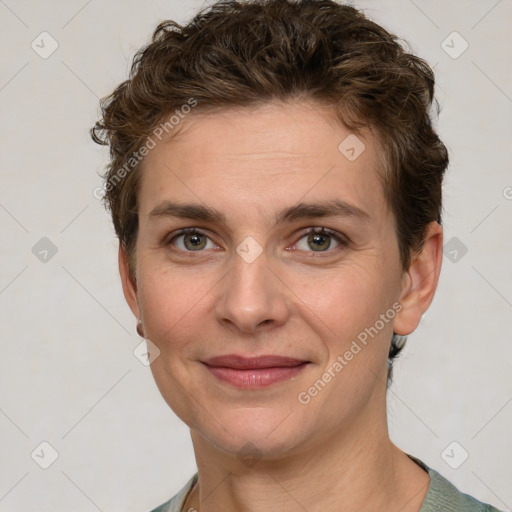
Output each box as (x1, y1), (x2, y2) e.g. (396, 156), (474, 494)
(136, 319), (144, 337)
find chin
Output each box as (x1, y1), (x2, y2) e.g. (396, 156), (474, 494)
(191, 406), (313, 462)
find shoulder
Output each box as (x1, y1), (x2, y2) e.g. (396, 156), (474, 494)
(148, 473), (198, 512)
(410, 456), (503, 512)
(147, 463), (504, 512)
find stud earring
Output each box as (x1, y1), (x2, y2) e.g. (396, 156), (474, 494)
(136, 319), (144, 337)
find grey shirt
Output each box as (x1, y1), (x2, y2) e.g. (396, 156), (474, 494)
(150, 457), (503, 512)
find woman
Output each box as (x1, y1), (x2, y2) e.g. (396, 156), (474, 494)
(91, 1), (502, 510)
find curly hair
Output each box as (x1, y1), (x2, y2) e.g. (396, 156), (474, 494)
(91, 0), (449, 380)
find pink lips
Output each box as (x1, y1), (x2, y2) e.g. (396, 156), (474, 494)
(202, 354), (309, 389)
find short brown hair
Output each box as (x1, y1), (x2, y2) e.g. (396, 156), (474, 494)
(91, 0), (449, 375)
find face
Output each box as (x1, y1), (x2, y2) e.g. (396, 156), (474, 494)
(120, 101), (435, 461)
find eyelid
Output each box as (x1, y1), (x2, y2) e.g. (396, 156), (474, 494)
(167, 227), (219, 250)
(289, 227), (349, 252)
(165, 226), (349, 253)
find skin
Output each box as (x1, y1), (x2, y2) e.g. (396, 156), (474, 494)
(119, 100), (443, 512)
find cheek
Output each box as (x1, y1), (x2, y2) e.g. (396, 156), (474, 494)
(136, 262), (208, 351)
(295, 266), (397, 418)
(301, 259), (399, 365)
(137, 265), (213, 424)
(302, 260), (395, 324)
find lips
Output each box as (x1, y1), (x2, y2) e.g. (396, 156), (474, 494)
(202, 354), (310, 389)
(203, 354), (308, 369)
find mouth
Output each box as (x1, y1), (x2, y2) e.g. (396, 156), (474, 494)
(201, 354), (311, 389)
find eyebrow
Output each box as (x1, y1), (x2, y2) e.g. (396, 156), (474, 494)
(276, 199), (370, 225)
(147, 199), (370, 225)
(148, 202), (226, 223)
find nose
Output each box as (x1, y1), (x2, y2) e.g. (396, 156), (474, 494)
(215, 249), (291, 334)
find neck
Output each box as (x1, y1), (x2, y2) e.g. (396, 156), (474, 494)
(185, 403), (429, 512)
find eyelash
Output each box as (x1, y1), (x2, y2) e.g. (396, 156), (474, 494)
(291, 227), (349, 254)
(167, 227), (349, 256)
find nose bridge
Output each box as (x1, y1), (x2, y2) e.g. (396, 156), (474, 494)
(216, 246), (289, 332)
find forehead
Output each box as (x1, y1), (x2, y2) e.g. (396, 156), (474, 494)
(138, 101), (389, 222)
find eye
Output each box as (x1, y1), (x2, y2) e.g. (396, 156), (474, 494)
(293, 228), (346, 253)
(169, 229), (218, 252)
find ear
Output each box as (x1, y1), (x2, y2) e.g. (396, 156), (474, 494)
(393, 221), (443, 336)
(118, 244), (140, 320)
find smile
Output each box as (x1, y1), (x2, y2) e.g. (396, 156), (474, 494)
(202, 354), (310, 389)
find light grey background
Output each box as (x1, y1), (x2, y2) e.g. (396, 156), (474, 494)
(0, 1), (511, 511)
